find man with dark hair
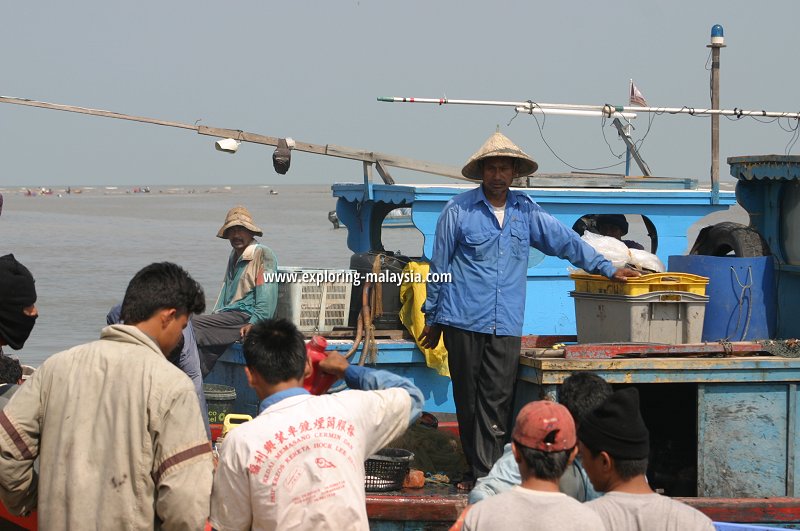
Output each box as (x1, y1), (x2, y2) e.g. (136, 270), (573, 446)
(194, 206), (279, 376)
(420, 132), (640, 489)
(0, 254), (38, 357)
(595, 214), (645, 250)
(210, 318), (424, 531)
(106, 303), (210, 439)
(579, 388), (714, 530)
(0, 262), (213, 530)
(0, 355), (22, 386)
(0, 355), (23, 408)
(459, 401), (605, 530)
(470, 372), (612, 503)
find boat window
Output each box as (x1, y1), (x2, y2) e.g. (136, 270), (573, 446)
(781, 181), (800, 265)
(572, 214), (657, 253)
(379, 207), (423, 260)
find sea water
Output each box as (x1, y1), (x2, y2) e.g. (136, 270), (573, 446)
(0, 183), (744, 366)
(0, 184), (422, 366)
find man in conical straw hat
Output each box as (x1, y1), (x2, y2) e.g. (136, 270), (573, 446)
(193, 206), (279, 376)
(419, 131), (639, 490)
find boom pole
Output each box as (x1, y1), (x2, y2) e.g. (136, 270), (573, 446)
(0, 95), (467, 183)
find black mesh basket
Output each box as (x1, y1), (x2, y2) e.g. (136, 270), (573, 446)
(364, 448), (414, 492)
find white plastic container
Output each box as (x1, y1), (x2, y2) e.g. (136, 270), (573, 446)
(274, 266), (355, 333)
(570, 290), (708, 344)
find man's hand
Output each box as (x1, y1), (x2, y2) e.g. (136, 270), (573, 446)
(611, 267), (641, 281)
(418, 325), (442, 350)
(318, 351), (350, 379)
(239, 323), (254, 338)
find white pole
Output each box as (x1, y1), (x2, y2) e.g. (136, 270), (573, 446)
(513, 106), (638, 119)
(379, 96), (800, 120)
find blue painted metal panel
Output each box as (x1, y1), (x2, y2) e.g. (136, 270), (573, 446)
(519, 358), (800, 385)
(729, 156), (800, 338)
(698, 383), (792, 497)
(205, 342), (455, 417)
(332, 182), (735, 336)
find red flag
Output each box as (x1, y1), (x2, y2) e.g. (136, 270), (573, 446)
(629, 79), (647, 107)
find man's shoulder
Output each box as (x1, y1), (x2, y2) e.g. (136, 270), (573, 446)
(510, 188), (534, 203)
(588, 492), (713, 527)
(250, 242), (277, 261)
(451, 186), (481, 204)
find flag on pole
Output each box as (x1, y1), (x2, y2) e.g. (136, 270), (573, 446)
(629, 79), (647, 107)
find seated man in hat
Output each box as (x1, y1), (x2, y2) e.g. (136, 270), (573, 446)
(194, 206), (279, 376)
(457, 400), (606, 530)
(579, 388), (714, 531)
(595, 214), (645, 250)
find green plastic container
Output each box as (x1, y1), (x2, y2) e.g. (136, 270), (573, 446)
(203, 383), (237, 425)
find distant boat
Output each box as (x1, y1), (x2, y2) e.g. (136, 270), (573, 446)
(382, 207), (413, 228)
(328, 210), (340, 229)
(327, 207), (412, 229)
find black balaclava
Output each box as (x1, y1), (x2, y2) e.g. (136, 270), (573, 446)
(0, 254), (37, 350)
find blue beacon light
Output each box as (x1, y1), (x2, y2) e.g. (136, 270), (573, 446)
(711, 25), (724, 45)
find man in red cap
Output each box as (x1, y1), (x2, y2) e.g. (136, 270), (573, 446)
(458, 400), (606, 530)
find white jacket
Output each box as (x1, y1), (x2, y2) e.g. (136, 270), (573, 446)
(0, 324), (213, 530)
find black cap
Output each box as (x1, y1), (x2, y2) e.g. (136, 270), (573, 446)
(578, 387), (649, 459)
(596, 214), (629, 236)
(0, 254), (37, 350)
(0, 255), (36, 308)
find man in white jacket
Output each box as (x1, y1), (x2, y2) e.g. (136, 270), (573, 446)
(210, 318), (424, 531)
(0, 262), (213, 530)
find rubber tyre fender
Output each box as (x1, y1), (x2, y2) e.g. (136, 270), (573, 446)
(689, 222), (771, 257)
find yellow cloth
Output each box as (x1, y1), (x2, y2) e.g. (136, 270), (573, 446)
(399, 261), (449, 377)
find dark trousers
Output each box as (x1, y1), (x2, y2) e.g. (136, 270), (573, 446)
(193, 311), (249, 377)
(443, 326), (521, 479)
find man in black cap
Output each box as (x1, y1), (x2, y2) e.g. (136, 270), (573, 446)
(0, 254), (38, 356)
(595, 214), (645, 250)
(578, 387), (714, 530)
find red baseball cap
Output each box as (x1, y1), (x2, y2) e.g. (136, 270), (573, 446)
(512, 400), (576, 452)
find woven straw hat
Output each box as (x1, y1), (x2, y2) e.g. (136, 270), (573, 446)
(216, 206), (263, 239)
(461, 132), (538, 180)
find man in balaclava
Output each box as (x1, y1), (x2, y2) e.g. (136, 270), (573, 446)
(0, 254), (38, 355)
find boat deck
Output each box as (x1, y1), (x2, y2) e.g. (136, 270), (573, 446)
(365, 485), (800, 528)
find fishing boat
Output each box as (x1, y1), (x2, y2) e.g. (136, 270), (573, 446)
(2, 25), (800, 529)
(381, 207), (413, 228)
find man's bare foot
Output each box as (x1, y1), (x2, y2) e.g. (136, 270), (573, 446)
(456, 473), (475, 491)
(456, 479), (475, 490)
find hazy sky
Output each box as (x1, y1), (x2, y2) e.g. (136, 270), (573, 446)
(3, 1), (799, 187)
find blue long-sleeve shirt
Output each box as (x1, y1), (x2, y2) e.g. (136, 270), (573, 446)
(469, 443), (601, 504)
(424, 186), (617, 336)
(259, 365), (424, 427)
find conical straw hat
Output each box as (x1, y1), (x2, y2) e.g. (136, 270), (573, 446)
(216, 206), (264, 238)
(461, 132), (538, 180)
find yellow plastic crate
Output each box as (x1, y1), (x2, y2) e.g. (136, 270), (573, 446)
(570, 271), (709, 296)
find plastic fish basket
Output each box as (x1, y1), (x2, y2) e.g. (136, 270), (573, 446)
(274, 266), (354, 333)
(570, 271), (709, 297)
(364, 448), (414, 492)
